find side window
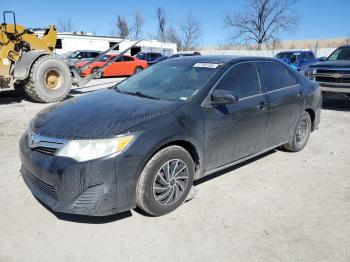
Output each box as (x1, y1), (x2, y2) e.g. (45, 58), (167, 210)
(258, 62), (298, 92)
(81, 52), (89, 59)
(152, 53), (160, 58)
(216, 63), (261, 99)
(122, 56), (134, 61)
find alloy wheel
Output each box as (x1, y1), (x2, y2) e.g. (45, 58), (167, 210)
(153, 159), (189, 206)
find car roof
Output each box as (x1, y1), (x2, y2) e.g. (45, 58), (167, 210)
(108, 54), (131, 57)
(277, 50), (311, 54)
(137, 52), (161, 54)
(76, 50), (101, 52)
(168, 55), (281, 64)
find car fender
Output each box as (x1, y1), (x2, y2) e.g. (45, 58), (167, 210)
(136, 133), (204, 180)
(13, 50), (51, 80)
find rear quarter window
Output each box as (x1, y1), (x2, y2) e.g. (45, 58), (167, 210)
(258, 62), (299, 92)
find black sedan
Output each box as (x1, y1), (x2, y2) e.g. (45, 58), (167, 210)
(19, 56), (322, 217)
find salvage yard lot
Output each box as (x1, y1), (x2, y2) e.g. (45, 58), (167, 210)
(0, 79), (349, 262)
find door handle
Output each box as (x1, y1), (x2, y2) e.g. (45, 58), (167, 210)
(257, 102), (268, 110)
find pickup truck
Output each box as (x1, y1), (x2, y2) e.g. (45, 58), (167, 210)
(276, 50), (317, 73)
(305, 45), (350, 99)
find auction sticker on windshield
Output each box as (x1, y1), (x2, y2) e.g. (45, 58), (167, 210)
(193, 63), (222, 69)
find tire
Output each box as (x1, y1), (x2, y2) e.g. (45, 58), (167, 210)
(134, 66), (143, 75)
(283, 111), (312, 152)
(24, 55), (72, 103)
(136, 146), (195, 216)
(91, 67), (102, 79)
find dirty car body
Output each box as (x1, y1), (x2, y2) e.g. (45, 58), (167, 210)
(19, 56), (321, 216)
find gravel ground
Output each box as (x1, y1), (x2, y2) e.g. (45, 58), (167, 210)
(0, 81), (349, 262)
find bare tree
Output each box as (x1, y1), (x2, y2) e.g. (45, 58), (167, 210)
(116, 15), (129, 38)
(224, 0), (299, 50)
(166, 27), (182, 50)
(179, 14), (203, 50)
(131, 9), (144, 40)
(58, 17), (76, 32)
(156, 8), (167, 42)
(346, 34), (350, 45)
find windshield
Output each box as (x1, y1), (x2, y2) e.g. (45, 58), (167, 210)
(116, 60), (221, 101)
(68, 51), (80, 59)
(327, 47), (350, 61)
(98, 55), (111, 62)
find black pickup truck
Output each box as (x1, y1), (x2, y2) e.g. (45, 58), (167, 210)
(305, 45), (350, 99)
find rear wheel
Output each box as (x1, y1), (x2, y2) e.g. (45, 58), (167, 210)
(134, 66), (143, 75)
(24, 55), (72, 103)
(284, 111), (312, 152)
(136, 146), (195, 216)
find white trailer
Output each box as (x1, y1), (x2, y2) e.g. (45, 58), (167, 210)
(48, 33), (177, 56)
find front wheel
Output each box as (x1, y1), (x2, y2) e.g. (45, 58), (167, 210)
(24, 55), (72, 103)
(283, 111), (312, 152)
(91, 67), (102, 79)
(136, 146), (195, 216)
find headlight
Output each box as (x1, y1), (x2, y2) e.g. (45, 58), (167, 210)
(305, 68), (316, 80)
(56, 135), (134, 162)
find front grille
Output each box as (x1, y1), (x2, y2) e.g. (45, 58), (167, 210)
(317, 69), (350, 74)
(316, 69), (350, 84)
(26, 171), (59, 200)
(33, 146), (57, 155)
(316, 76), (342, 83)
(27, 131), (66, 156)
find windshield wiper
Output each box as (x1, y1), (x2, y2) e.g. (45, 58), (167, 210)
(121, 91), (160, 100)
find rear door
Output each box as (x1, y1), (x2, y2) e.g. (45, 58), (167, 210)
(257, 62), (305, 146)
(203, 62), (269, 172)
(121, 56), (136, 75)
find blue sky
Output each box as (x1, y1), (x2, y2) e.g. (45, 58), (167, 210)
(2, 0), (350, 46)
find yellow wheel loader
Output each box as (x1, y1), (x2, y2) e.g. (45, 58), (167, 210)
(0, 11), (72, 102)
(0, 11), (142, 103)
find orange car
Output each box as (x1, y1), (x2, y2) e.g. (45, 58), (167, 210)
(76, 54), (148, 78)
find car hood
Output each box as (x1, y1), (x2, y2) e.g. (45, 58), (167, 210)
(31, 89), (178, 139)
(309, 60), (350, 68)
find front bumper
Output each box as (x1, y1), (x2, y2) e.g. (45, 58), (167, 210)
(19, 133), (141, 216)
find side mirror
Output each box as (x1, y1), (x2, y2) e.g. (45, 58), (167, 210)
(211, 90), (238, 105)
(318, 57), (326, 62)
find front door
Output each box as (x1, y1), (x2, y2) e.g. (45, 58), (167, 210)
(203, 62), (269, 172)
